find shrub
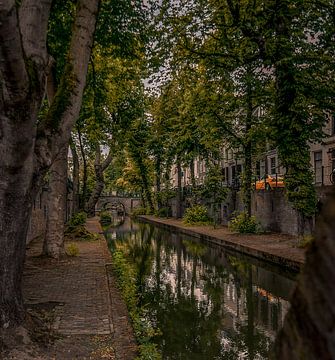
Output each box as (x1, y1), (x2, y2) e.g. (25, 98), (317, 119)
(99, 211), (112, 224)
(66, 243), (79, 256)
(68, 212), (87, 227)
(131, 207), (148, 217)
(228, 212), (262, 234)
(155, 207), (170, 218)
(183, 205), (210, 225)
(64, 224), (97, 241)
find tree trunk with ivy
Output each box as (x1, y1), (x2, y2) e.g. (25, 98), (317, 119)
(272, 0), (317, 226)
(274, 189), (335, 359)
(0, 0), (100, 329)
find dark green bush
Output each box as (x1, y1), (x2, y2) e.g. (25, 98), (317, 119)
(155, 207), (170, 218)
(183, 205), (210, 225)
(228, 212), (262, 234)
(131, 207), (148, 217)
(68, 211), (87, 227)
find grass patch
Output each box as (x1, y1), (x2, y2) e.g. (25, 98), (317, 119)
(66, 243), (79, 256)
(112, 250), (162, 360)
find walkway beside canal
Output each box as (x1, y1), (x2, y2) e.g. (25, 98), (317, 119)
(139, 216), (305, 271)
(10, 217), (137, 360)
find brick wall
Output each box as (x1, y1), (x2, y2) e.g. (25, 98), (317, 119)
(169, 186), (333, 235)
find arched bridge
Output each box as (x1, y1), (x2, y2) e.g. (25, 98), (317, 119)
(96, 195), (141, 215)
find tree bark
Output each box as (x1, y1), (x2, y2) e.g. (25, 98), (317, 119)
(0, 0), (100, 329)
(43, 145), (68, 258)
(0, 0), (52, 329)
(274, 189), (335, 359)
(85, 146), (113, 216)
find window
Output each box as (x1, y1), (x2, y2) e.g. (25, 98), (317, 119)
(314, 151), (322, 184)
(331, 114), (335, 135)
(270, 157), (276, 175)
(221, 167), (226, 181)
(232, 166), (236, 180)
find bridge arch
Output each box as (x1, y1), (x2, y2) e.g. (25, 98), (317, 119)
(96, 195), (141, 215)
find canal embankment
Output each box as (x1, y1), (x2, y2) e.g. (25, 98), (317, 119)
(138, 215), (305, 272)
(8, 217), (137, 360)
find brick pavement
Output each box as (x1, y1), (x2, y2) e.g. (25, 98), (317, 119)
(22, 217), (137, 359)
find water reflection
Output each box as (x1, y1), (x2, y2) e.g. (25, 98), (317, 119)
(105, 217), (296, 360)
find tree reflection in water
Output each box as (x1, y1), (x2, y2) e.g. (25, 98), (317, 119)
(105, 218), (296, 359)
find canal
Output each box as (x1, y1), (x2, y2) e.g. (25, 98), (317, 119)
(104, 216), (296, 360)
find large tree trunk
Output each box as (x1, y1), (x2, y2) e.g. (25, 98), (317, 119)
(0, 0), (100, 329)
(0, 170), (34, 329)
(0, 0), (53, 329)
(274, 189), (335, 359)
(85, 146), (113, 216)
(43, 145), (68, 258)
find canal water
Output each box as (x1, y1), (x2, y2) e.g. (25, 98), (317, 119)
(104, 216), (296, 360)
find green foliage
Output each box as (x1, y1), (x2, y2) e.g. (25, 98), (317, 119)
(64, 224), (98, 242)
(68, 212), (87, 227)
(112, 250), (162, 360)
(136, 343), (162, 360)
(156, 189), (176, 207)
(65, 212), (96, 242)
(66, 243), (79, 256)
(201, 164), (227, 203)
(228, 212), (262, 234)
(99, 211), (112, 224)
(154, 207), (170, 218)
(183, 205), (210, 225)
(131, 207), (149, 217)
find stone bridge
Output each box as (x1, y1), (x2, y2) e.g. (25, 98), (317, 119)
(96, 195), (142, 215)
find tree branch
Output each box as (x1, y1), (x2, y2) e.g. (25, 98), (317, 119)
(19, 0), (52, 65)
(101, 147), (113, 172)
(35, 0), (100, 171)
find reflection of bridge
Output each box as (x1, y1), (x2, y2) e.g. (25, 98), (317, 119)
(96, 195), (141, 215)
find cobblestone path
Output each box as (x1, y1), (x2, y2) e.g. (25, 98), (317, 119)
(21, 217), (137, 359)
